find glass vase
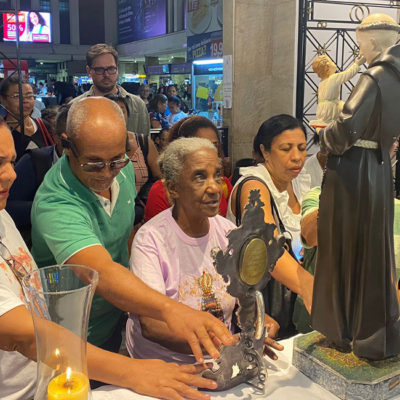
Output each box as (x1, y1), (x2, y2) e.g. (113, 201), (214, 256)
(22, 264), (98, 400)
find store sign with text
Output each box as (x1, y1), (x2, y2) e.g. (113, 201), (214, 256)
(187, 30), (223, 61)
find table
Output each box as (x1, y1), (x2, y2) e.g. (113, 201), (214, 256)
(94, 336), (395, 400)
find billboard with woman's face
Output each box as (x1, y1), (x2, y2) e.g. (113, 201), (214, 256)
(3, 11), (52, 43)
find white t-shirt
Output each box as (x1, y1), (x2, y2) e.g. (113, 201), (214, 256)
(126, 208), (236, 364)
(0, 210), (37, 400)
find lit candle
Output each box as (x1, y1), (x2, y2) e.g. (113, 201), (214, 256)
(47, 367), (89, 400)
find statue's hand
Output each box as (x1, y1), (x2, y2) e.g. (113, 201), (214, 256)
(356, 55), (366, 66)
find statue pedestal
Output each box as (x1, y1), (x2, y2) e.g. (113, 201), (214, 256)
(293, 331), (400, 400)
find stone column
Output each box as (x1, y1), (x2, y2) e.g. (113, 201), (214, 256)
(69, 0), (79, 46)
(173, 0), (185, 32)
(223, 0), (298, 163)
(104, 0), (117, 45)
(50, 0), (60, 44)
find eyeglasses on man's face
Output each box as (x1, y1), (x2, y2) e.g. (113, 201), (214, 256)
(65, 137), (129, 172)
(91, 66), (118, 75)
(80, 158), (129, 173)
(5, 94), (36, 101)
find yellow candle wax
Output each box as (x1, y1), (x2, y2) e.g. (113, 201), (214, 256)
(47, 368), (89, 400)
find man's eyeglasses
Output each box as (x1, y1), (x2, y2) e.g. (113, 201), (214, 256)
(91, 66), (118, 75)
(63, 137), (129, 172)
(80, 158), (129, 173)
(5, 94), (36, 100)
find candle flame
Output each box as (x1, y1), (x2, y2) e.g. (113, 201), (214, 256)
(62, 367), (74, 391)
(55, 348), (60, 357)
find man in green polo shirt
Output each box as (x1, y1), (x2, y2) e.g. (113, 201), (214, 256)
(31, 97), (232, 365)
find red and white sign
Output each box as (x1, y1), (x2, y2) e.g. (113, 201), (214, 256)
(3, 59), (29, 79)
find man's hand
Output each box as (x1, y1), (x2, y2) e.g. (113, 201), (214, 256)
(162, 302), (234, 363)
(264, 313), (280, 339)
(263, 314), (283, 360)
(125, 360), (216, 400)
(264, 336), (284, 361)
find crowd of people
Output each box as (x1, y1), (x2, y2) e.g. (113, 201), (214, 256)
(0, 36), (399, 400)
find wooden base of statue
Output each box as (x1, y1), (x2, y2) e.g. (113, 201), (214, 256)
(293, 331), (400, 400)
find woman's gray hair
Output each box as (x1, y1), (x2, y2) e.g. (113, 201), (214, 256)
(160, 137), (217, 184)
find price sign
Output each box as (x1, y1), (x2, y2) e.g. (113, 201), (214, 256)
(210, 39), (223, 58)
(3, 12), (27, 41)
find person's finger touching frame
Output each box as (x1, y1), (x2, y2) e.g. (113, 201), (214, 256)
(66, 245), (233, 363)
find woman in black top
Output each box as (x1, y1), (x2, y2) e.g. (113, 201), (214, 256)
(0, 76), (53, 161)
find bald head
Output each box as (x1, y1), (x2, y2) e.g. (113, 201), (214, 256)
(67, 97), (126, 140)
(64, 98), (128, 194)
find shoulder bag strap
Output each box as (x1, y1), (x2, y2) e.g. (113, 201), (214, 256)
(35, 117), (54, 146)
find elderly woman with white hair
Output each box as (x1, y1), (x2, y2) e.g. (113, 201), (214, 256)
(126, 137), (314, 364)
(126, 137), (239, 364)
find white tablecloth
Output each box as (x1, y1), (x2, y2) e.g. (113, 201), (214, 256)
(92, 336), (400, 399)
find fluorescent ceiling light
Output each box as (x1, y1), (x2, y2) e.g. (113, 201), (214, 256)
(192, 58), (223, 65)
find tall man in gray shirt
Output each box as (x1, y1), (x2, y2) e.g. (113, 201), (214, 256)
(74, 43), (150, 135)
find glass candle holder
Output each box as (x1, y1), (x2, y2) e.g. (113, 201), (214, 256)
(22, 265), (98, 400)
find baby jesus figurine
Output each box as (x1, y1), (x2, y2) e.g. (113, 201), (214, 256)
(310, 55), (365, 128)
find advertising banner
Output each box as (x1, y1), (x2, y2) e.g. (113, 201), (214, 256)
(118, 0), (167, 44)
(3, 11), (51, 43)
(186, 0), (222, 36)
(187, 30), (222, 61)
